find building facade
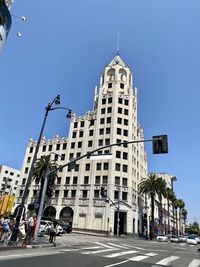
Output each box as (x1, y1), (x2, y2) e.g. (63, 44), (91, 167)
(0, 164), (20, 196)
(15, 54), (148, 236)
(0, 0), (13, 52)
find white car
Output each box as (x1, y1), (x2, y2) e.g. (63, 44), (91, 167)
(178, 235), (187, 242)
(156, 234), (168, 242)
(186, 235), (198, 245)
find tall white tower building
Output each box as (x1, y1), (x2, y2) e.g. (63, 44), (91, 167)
(15, 54), (148, 236)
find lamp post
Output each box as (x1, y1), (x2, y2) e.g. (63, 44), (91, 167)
(10, 95), (72, 243)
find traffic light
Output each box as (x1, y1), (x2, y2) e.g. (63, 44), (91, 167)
(152, 135), (168, 154)
(100, 187), (105, 198)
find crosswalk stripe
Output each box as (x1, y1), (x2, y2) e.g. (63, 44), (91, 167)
(94, 242), (113, 248)
(105, 250), (137, 258)
(130, 255), (149, 261)
(61, 246), (101, 252)
(188, 259), (200, 267)
(145, 253), (158, 256)
(104, 259), (130, 267)
(156, 256), (180, 265)
(107, 243), (128, 249)
(82, 248), (118, 255)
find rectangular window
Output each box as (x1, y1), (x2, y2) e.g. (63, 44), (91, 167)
(118, 107), (122, 114)
(71, 142), (75, 149)
(107, 117), (111, 123)
(57, 177), (61, 185)
(56, 144), (60, 150)
(76, 152), (81, 157)
(115, 163), (120, 171)
(118, 98), (123, 104)
(116, 151), (121, 158)
(61, 154), (65, 160)
(78, 141), (82, 148)
(96, 163), (101, 170)
(107, 107), (112, 113)
(90, 119), (94, 126)
(120, 83), (124, 89)
(102, 176), (108, 184)
(99, 128), (104, 135)
(82, 190), (88, 198)
(79, 131), (83, 137)
(102, 98), (106, 104)
(73, 176), (78, 184)
(94, 190), (99, 198)
(19, 190), (23, 197)
(124, 109), (129, 115)
(105, 139), (110, 145)
(80, 121), (85, 127)
(117, 117), (122, 124)
(100, 118), (105, 124)
(88, 140), (93, 147)
(123, 152), (128, 160)
(98, 139), (103, 146)
(103, 162), (109, 170)
(114, 191), (119, 200)
(108, 83), (112, 88)
(115, 176), (120, 185)
(74, 122), (78, 128)
(69, 153), (73, 160)
(75, 164), (79, 171)
(54, 154), (59, 161)
(55, 190), (59, 198)
(123, 129), (128, 136)
(123, 164), (128, 173)
(71, 190), (76, 198)
(89, 129), (94, 136)
(124, 119), (128, 126)
(122, 178), (128, 186)
(72, 131), (77, 138)
(84, 176), (89, 184)
(25, 167), (29, 174)
(42, 145), (46, 152)
(63, 190), (68, 198)
(122, 192), (127, 201)
(22, 178), (26, 185)
(63, 143), (67, 150)
(106, 128), (110, 134)
(29, 147), (33, 153)
(108, 97), (112, 103)
(27, 157), (31, 163)
(124, 99), (129, 105)
(101, 108), (105, 114)
(85, 164), (90, 171)
(95, 176), (100, 184)
(123, 140), (128, 148)
(117, 128), (122, 135)
(65, 177), (70, 184)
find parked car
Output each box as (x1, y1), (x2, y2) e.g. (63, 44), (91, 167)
(41, 220), (64, 235)
(156, 234), (168, 242)
(192, 235), (200, 244)
(56, 219), (72, 234)
(178, 235), (187, 242)
(170, 235), (180, 243)
(38, 226), (46, 237)
(186, 235), (198, 245)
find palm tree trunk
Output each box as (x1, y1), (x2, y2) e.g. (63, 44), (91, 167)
(150, 193), (155, 240)
(175, 208), (178, 235)
(167, 199), (170, 235)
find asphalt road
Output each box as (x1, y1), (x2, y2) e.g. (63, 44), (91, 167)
(0, 234), (200, 267)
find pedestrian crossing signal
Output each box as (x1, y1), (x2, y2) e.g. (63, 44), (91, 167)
(152, 135), (168, 154)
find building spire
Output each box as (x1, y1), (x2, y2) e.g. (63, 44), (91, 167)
(117, 30), (120, 55)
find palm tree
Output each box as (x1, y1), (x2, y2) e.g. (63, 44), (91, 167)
(176, 199), (185, 235)
(182, 208), (187, 233)
(139, 173), (160, 240)
(32, 155), (58, 211)
(165, 188), (174, 234)
(171, 194), (177, 235)
(156, 177), (167, 230)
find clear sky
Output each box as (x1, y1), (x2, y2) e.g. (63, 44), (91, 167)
(1, 0), (199, 224)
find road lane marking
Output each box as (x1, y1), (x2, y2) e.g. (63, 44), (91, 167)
(107, 243), (128, 249)
(82, 248), (118, 255)
(156, 256), (179, 265)
(145, 252), (158, 256)
(130, 255), (149, 261)
(94, 242), (113, 248)
(105, 250), (137, 258)
(61, 246), (101, 252)
(188, 259), (200, 267)
(104, 259), (130, 267)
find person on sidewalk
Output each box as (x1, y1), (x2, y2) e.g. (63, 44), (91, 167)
(0, 216), (10, 243)
(49, 220), (58, 247)
(27, 214), (37, 241)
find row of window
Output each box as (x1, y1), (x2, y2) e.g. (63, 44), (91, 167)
(29, 143), (67, 154)
(30, 189), (128, 200)
(108, 82), (125, 90)
(102, 97), (129, 106)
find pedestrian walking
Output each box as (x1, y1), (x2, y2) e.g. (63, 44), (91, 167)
(0, 216), (10, 243)
(49, 221), (58, 246)
(27, 214), (37, 241)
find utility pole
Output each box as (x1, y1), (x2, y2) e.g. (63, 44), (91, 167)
(117, 187), (120, 237)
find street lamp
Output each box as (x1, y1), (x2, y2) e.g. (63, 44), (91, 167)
(10, 95), (72, 243)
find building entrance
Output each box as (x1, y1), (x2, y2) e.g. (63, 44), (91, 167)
(59, 207), (74, 226)
(114, 211), (127, 235)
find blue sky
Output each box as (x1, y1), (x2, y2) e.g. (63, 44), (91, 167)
(1, 0), (199, 224)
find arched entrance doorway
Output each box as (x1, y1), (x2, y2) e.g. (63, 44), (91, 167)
(43, 206), (56, 220)
(59, 207), (74, 226)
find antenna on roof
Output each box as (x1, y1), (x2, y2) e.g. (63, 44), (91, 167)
(117, 30), (120, 55)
